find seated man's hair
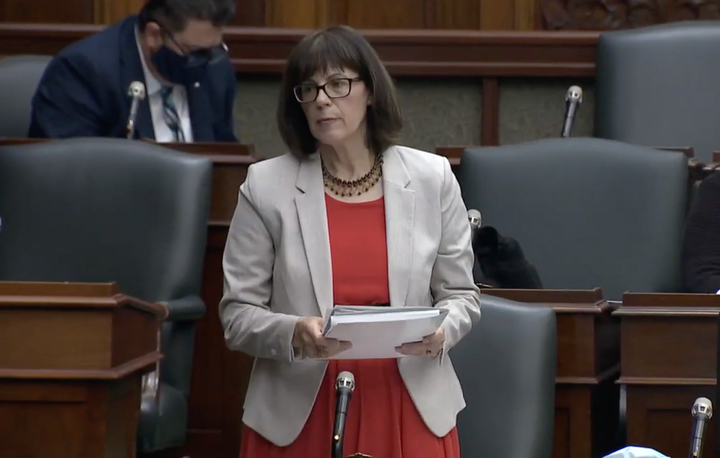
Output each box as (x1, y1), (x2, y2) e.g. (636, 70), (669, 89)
(138, 0), (236, 32)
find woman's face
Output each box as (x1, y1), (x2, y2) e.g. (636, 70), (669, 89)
(297, 68), (370, 151)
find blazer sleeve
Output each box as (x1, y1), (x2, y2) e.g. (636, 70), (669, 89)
(682, 173), (720, 293)
(27, 54), (108, 138)
(432, 157), (482, 356)
(212, 62), (238, 142)
(219, 165), (299, 361)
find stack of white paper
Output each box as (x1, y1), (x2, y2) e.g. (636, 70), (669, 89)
(320, 306), (448, 360)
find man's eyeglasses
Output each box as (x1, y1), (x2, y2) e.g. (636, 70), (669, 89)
(293, 77), (361, 103)
(184, 42), (229, 67)
(160, 26), (229, 67)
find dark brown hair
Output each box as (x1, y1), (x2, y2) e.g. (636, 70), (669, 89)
(277, 25), (403, 158)
(138, 0), (236, 33)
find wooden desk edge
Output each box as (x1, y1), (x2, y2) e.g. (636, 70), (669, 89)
(0, 351), (162, 380)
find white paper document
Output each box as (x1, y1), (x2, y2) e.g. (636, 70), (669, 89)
(321, 306), (448, 360)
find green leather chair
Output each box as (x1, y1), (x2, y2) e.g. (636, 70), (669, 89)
(0, 137), (212, 452)
(457, 137), (688, 301)
(451, 294), (556, 458)
(0, 55), (52, 137)
(595, 21), (720, 163)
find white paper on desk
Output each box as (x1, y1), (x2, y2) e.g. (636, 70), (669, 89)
(321, 306), (448, 360)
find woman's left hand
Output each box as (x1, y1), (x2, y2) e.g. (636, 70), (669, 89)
(396, 327), (445, 358)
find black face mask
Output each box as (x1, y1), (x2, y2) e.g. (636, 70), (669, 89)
(151, 45), (209, 86)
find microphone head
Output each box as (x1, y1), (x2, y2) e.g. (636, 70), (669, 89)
(565, 85), (583, 103)
(336, 371), (355, 392)
(128, 81), (147, 100)
(468, 209), (482, 229)
(692, 397), (713, 419)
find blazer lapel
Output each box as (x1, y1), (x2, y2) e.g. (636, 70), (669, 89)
(295, 154), (334, 318)
(383, 147), (415, 308)
(119, 17), (154, 140)
(187, 83), (215, 141)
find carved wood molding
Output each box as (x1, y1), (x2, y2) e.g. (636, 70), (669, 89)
(540, 0), (720, 30)
(0, 24), (599, 77)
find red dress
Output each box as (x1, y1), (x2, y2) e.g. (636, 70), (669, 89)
(240, 194), (460, 458)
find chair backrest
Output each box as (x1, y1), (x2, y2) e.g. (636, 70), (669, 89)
(0, 55), (52, 137)
(458, 137), (688, 300)
(0, 137), (212, 302)
(451, 294), (556, 458)
(595, 21), (720, 163)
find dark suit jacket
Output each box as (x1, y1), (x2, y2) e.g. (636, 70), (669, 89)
(682, 173), (720, 293)
(28, 15), (237, 142)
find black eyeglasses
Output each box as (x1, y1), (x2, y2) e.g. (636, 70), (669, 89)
(293, 77), (361, 103)
(160, 26), (229, 68)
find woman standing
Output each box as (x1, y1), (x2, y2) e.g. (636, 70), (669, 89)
(220, 24), (481, 458)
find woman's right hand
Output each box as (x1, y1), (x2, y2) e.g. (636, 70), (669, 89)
(292, 317), (352, 359)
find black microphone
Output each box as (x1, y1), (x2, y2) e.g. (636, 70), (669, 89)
(332, 371), (355, 458)
(561, 85), (583, 138)
(126, 81), (146, 139)
(689, 397), (712, 458)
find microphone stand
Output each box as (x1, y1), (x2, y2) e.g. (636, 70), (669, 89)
(332, 435), (343, 458)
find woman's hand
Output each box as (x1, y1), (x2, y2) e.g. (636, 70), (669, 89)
(292, 317), (352, 359)
(395, 327), (445, 358)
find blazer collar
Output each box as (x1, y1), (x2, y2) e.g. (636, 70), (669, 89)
(294, 147), (416, 317)
(294, 154), (333, 317)
(381, 147), (415, 308)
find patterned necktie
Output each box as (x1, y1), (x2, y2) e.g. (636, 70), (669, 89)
(160, 86), (185, 142)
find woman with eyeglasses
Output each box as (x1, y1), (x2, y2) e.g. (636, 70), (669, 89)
(220, 24), (480, 458)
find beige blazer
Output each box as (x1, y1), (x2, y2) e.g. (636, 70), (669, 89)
(219, 145), (481, 447)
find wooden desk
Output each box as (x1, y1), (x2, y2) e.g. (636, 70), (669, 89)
(614, 293), (720, 458)
(0, 281), (164, 458)
(481, 288), (620, 458)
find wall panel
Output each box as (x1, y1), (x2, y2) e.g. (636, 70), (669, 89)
(344, 0), (428, 29)
(435, 0), (482, 29)
(0, 0), (95, 23)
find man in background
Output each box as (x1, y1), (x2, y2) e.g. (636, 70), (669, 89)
(28, 0), (238, 143)
(682, 172), (720, 293)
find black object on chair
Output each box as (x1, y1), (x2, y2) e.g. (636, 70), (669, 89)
(595, 21), (720, 163)
(451, 294), (557, 458)
(473, 225), (544, 289)
(0, 55), (52, 137)
(0, 137), (212, 452)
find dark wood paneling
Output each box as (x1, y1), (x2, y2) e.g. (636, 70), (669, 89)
(435, 0), (482, 29)
(233, 0), (266, 27)
(0, 24), (600, 77)
(0, 377), (141, 458)
(626, 386), (717, 458)
(345, 0), (427, 28)
(614, 293), (720, 458)
(0, 0), (95, 23)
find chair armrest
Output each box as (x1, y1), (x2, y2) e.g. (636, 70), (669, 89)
(160, 295), (206, 321)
